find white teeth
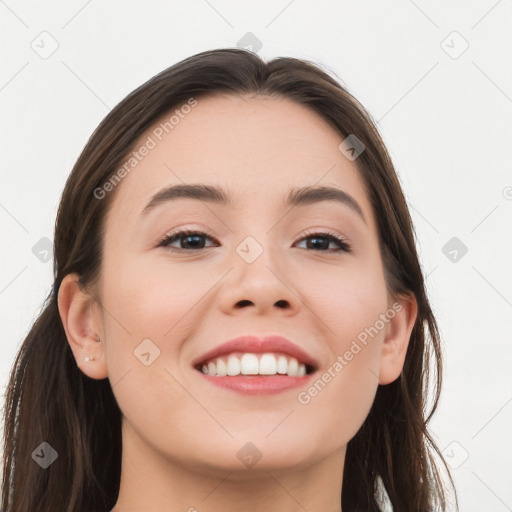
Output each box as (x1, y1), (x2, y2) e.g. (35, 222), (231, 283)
(216, 357), (228, 376)
(241, 353), (259, 375)
(199, 352), (308, 377)
(287, 358), (299, 377)
(227, 355), (241, 376)
(259, 353), (277, 375)
(277, 355), (288, 374)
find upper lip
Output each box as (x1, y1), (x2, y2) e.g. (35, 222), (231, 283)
(192, 335), (319, 372)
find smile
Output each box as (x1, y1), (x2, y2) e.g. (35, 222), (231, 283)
(196, 351), (314, 377)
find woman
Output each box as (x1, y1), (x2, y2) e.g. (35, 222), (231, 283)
(1, 48), (459, 512)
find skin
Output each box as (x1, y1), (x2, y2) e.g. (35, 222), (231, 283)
(58, 93), (417, 512)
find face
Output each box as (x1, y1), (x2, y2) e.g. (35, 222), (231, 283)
(88, 94), (404, 475)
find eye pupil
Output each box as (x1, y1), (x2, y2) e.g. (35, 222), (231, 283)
(182, 234), (205, 249)
(307, 237), (329, 250)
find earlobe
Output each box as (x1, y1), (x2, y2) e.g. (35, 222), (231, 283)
(378, 292), (418, 385)
(57, 273), (108, 380)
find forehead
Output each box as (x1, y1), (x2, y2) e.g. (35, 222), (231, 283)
(105, 93), (374, 231)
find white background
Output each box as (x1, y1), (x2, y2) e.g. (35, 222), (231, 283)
(1, 1), (511, 511)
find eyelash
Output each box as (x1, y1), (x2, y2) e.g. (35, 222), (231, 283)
(157, 228), (352, 254)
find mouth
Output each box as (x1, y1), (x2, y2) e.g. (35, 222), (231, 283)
(191, 335), (318, 394)
(194, 351), (316, 377)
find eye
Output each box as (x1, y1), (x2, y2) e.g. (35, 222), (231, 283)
(294, 231), (352, 253)
(157, 228), (352, 254)
(157, 229), (218, 252)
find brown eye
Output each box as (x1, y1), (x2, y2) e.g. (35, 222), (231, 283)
(295, 232), (352, 253)
(158, 230), (218, 252)
(157, 229), (352, 254)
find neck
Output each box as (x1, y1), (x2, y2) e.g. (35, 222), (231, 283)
(111, 421), (345, 512)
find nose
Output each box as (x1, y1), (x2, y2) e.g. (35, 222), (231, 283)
(216, 239), (300, 316)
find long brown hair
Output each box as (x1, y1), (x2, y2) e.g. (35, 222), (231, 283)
(1, 48), (459, 512)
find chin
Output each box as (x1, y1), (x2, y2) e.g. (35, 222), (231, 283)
(185, 437), (322, 474)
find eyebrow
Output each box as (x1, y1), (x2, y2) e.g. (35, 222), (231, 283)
(140, 183), (366, 224)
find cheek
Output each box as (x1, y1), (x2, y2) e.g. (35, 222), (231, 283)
(101, 256), (208, 438)
(297, 328), (383, 447)
(100, 254), (212, 397)
(103, 254), (211, 337)
(302, 355), (380, 447)
(293, 263), (387, 439)
(297, 253), (389, 340)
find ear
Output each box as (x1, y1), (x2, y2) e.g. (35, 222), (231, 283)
(378, 292), (418, 385)
(57, 273), (108, 380)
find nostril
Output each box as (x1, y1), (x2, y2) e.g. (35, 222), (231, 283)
(235, 300), (253, 308)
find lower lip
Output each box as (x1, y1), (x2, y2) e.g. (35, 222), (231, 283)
(197, 371), (315, 395)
